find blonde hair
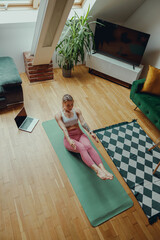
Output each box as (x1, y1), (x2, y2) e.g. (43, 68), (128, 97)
(62, 94), (73, 103)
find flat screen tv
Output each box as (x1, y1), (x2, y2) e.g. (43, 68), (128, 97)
(94, 19), (150, 66)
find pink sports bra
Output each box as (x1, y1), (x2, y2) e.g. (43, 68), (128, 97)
(61, 109), (78, 127)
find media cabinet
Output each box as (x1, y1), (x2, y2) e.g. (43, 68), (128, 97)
(86, 53), (144, 88)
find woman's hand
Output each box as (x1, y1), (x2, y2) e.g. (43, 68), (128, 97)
(90, 132), (99, 143)
(68, 139), (76, 150)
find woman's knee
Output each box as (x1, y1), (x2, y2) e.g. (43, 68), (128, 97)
(78, 144), (87, 152)
(70, 141), (86, 153)
(79, 135), (92, 149)
(83, 144), (92, 150)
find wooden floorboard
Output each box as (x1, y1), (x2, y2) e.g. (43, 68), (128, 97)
(0, 65), (160, 240)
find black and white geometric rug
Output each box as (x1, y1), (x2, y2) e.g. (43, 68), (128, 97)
(94, 120), (160, 224)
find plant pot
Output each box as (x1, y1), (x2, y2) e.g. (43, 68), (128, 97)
(62, 68), (72, 78)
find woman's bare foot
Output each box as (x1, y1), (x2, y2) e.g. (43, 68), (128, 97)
(96, 169), (107, 180)
(98, 163), (114, 180)
(102, 169), (113, 180)
(91, 164), (108, 180)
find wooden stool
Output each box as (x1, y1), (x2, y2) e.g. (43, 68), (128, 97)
(148, 138), (160, 174)
(153, 162), (160, 175)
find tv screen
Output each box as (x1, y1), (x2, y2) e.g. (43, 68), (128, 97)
(94, 19), (150, 66)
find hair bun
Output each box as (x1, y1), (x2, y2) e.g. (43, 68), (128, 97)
(62, 94), (73, 102)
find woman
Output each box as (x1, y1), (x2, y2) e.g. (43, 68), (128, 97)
(55, 94), (113, 180)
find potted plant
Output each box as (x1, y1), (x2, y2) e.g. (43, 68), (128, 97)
(56, 7), (96, 77)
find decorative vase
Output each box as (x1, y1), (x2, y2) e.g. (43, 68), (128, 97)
(62, 68), (71, 78)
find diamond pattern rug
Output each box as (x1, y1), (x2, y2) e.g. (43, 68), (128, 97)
(94, 120), (160, 224)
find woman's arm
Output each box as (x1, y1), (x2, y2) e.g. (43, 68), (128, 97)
(76, 108), (92, 133)
(76, 108), (99, 142)
(55, 112), (76, 149)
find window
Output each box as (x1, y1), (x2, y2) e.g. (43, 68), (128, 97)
(74, 0), (84, 6)
(0, 0), (83, 10)
(0, 0), (40, 9)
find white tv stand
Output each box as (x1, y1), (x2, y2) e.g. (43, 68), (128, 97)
(86, 52), (143, 87)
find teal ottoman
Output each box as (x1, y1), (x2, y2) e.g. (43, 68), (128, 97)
(0, 57), (23, 109)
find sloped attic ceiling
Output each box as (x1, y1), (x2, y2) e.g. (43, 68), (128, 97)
(89, 0), (146, 24)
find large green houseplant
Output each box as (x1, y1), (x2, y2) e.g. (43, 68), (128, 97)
(56, 8), (96, 77)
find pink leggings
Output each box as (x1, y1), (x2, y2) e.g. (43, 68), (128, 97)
(64, 128), (102, 167)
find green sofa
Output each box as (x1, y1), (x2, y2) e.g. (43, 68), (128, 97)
(130, 78), (160, 131)
(0, 57), (23, 109)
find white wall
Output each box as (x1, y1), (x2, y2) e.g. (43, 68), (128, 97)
(89, 0), (145, 25)
(0, 23), (35, 73)
(0, 23), (36, 73)
(0, 10), (37, 73)
(124, 0), (160, 77)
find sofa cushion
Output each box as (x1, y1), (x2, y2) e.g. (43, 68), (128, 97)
(0, 57), (22, 87)
(141, 65), (160, 96)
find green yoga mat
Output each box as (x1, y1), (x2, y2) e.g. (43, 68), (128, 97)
(42, 119), (133, 226)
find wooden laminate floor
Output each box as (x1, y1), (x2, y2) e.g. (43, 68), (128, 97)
(0, 65), (160, 240)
